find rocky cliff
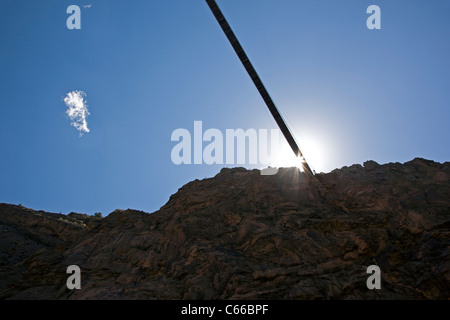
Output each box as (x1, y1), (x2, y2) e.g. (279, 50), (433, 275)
(0, 158), (449, 299)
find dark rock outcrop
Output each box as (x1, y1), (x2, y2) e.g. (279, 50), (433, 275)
(0, 158), (449, 299)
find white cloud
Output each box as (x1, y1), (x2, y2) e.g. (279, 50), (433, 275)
(64, 90), (90, 136)
(83, 4), (92, 8)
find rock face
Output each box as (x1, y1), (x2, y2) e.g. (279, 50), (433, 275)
(0, 158), (449, 299)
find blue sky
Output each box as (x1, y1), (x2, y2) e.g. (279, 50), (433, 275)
(1, 0), (449, 215)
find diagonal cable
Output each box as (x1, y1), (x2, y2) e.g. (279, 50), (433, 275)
(205, 0), (315, 176)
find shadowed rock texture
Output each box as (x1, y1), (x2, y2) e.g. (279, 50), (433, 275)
(0, 158), (449, 299)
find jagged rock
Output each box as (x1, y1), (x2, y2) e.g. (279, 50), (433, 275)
(0, 158), (449, 299)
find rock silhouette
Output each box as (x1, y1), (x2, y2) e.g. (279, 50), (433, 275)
(0, 158), (449, 299)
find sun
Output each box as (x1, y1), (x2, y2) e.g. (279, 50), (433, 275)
(270, 140), (304, 170)
(268, 134), (325, 174)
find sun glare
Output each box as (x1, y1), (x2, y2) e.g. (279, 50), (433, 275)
(269, 134), (326, 174)
(271, 141), (304, 169)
